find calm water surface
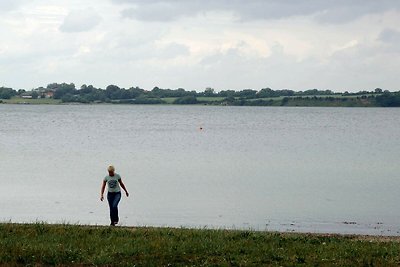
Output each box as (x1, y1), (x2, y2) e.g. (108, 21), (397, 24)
(1, 104), (399, 235)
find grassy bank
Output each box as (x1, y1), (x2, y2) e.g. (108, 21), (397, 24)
(1, 97), (61, 104)
(0, 94), (380, 107)
(1, 223), (400, 266)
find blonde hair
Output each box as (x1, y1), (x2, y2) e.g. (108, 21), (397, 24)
(107, 165), (115, 172)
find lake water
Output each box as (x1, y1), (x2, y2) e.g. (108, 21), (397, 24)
(1, 104), (400, 235)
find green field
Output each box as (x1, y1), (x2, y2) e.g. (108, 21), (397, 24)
(1, 97), (61, 105)
(197, 96), (226, 102)
(160, 97), (177, 104)
(161, 96), (225, 104)
(0, 93), (384, 107)
(161, 94), (377, 106)
(248, 94), (378, 101)
(1, 223), (400, 266)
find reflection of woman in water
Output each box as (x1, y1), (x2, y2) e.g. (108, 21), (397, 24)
(100, 165), (129, 226)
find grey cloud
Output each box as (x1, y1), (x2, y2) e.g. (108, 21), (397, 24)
(314, 2), (395, 24)
(377, 29), (400, 54)
(111, 0), (399, 23)
(0, 0), (26, 13)
(379, 28), (400, 44)
(121, 2), (200, 22)
(59, 9), (101, 33)
(156, 43), (190, 58)
(193, 40), (395, 91)
(76, 35), (190, 64)
(186, 43), (315, 91)
(200, 42), (253, 66)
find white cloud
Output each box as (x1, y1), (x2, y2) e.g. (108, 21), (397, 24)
(0, 0), (28, 13)
(0, 0), (400, 91)
(113, 0), (400, 23)
(59, 8), (102, 33)
(379, 28), (400, 44)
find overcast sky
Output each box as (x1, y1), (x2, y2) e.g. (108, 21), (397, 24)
(1, 0), (399, 92)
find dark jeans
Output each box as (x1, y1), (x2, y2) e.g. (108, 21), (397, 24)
(107, 191), (121, 224)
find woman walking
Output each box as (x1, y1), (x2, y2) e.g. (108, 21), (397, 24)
(100, 165), (129, 226)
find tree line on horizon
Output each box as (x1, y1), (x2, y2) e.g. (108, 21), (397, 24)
(1, 83), (400, 106)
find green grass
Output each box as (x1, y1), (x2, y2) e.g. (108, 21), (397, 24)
(2, 97), (61, 104)
(1, 223), (400, 266)
(161, 96), (226, 104)
(197, 96), (226, 102)
(284, 97), (376, 107)
(160, 97), (177, 104)
(0, 94), (382, 107)
(249, 94), (378, 101)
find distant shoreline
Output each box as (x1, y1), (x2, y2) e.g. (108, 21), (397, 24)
(2, 84), (400, 106)
(1, 94), (400, 107)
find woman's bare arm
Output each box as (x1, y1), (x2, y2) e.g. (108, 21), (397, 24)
(100, 180), (106, 201)
(118, 179), (129, 197)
